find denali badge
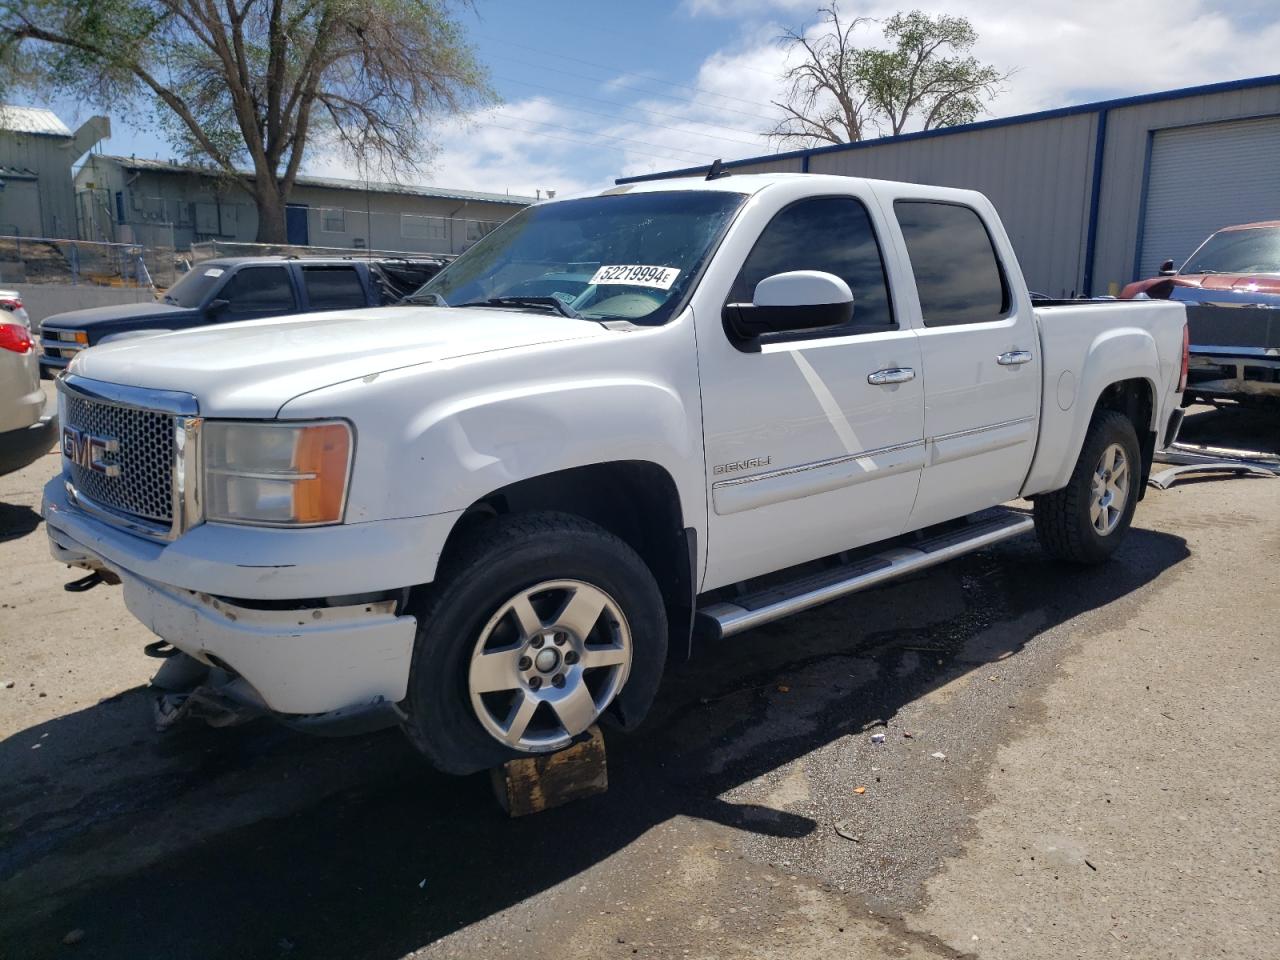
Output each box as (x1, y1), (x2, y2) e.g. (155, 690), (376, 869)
(62, 426), (121, 477)
(713, 455), (772, 475)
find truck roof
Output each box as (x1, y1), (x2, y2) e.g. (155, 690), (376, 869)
(192, 255), (444, 269)
(581, 171), (988, 205)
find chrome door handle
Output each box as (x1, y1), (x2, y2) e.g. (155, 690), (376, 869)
(997, 350), (1033, 366)
(867, 367), (916, 385)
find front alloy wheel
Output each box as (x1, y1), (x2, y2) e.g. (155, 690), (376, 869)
(469, 580), (631, 752)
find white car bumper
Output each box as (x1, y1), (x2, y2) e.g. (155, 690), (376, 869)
(42, 476), (459, 716)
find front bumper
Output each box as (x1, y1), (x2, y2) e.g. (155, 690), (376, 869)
(1186, 348), (1280, 400)
(42, 476), (464, 718)
(47, 518), (419, 716)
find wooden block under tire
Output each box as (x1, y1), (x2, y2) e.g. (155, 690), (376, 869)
(490, 725), (608, 816)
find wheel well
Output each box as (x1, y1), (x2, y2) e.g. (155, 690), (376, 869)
(441, 462), (696, 660)
(1093, 378), (1156, 498)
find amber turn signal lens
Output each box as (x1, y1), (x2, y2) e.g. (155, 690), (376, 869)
(292, 423), (351, 524)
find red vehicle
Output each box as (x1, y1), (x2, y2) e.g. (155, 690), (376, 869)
(1121, 221), (1280, 406)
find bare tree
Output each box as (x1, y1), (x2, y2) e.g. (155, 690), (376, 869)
(0, 0), (494, 242)
(768, 5), (873, 147)
(768, 7), (1010, 148)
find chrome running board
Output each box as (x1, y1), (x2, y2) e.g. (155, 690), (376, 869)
(697, 508), (1034, 639)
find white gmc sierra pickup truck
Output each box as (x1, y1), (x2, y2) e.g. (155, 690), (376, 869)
(43, 173), (1189, 774)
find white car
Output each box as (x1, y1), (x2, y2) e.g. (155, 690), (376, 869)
(0, 289), (31, 331)
(42, 173), (1189, 774)
(0, 313), (56, 476)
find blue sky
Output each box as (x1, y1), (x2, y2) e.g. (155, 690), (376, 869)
(43, 0), (1280, 198)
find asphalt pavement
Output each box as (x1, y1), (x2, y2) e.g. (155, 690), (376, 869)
(1, 403), (1277, 959)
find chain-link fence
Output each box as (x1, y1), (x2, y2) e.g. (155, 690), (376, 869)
(0, 235), (163, 288)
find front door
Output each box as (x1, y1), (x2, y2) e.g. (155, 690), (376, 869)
(696, 190), (925, 590)
(883, 193), (1042, 530)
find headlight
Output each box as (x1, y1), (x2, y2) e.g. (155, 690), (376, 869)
(202, 420), (353, 526)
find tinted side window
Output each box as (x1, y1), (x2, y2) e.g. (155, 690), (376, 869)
(219, 267), (296, 312)
(303, 267), (366, 309)
(729, 197), (893, 330)
(894, 201), (1008, 326)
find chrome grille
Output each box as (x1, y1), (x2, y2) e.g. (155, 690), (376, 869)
(63, 393), (175, 523)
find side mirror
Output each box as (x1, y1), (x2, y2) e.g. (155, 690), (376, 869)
(206, 298), (230, 316)
(1158, 259), (1177, 277)
(723, 270), (853, 340)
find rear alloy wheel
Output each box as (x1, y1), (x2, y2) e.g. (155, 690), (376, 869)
(1034, 409), (1141, 565)
(468, 579), (631, 752)
(1088, 442), (1130, 536)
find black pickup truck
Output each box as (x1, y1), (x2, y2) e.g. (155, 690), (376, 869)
(39, 256), (442, 377)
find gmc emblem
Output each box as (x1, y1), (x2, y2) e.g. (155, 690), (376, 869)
(62, 426), (121, 477)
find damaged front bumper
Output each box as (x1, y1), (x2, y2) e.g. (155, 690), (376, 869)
(44, 487), (420, 732)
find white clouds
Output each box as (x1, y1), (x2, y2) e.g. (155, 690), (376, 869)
(308, 0), (1280, 195)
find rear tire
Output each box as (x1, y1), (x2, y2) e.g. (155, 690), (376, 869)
(401, 511), (666, 775)
(1034, 410), (1141, 565)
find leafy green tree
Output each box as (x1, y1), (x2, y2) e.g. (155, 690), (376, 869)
(769, 7), (1009, 147)
(0, 0), (493, 242)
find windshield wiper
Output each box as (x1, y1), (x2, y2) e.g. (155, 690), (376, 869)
(456, 296), (582, 319)
(401, 292), (449, 306)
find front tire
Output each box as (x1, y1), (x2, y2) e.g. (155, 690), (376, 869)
(1034, 410), (1141, 565)
(401, 512), (667, 775)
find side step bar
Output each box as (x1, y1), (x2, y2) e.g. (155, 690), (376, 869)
(697, 509), (1034, 639)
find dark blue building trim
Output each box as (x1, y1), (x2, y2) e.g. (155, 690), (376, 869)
(1082, 109), (1108, 297)
(616, 72), (1280, 185)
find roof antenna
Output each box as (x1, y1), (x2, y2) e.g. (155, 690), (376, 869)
(705, 158), (729, 180)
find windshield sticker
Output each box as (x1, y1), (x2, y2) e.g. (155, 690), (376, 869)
(204, 268), (224, 278)
(589, 265), (680, 290)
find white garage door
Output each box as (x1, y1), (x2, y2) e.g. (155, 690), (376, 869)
(1138, 115), (1280, 278)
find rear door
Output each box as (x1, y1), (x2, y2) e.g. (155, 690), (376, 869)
(216, 265), (300, 323)
(877, 188), (1041, 529)
(301, 264), (370, 310)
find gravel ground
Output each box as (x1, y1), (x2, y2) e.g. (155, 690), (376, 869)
(1, 402), (1277, 959)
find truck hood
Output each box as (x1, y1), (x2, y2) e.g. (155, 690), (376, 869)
(41, 301), (200, 331)
(70, 305), (608, 417)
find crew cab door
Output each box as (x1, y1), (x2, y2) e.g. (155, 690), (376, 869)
(210, 265), (300, 323)
(877, 188), (1041, 529)
(695, 187), (925, 590)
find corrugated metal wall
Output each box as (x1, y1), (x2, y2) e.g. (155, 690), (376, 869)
(0, 131), (78, 237)
(1092, 83), (1280, 293)
(622, 77), (1280, 299)
(807, 113), (1097, 297)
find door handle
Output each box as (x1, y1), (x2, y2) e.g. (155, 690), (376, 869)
(867, 367), (916, 385)
(997, 350), (1033, 366)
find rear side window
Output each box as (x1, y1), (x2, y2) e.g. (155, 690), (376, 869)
(729, 196), (894, 330)
(219, 266), (296, 312)
(894, 201), (1008, 326)
(303, 266), (366, 309)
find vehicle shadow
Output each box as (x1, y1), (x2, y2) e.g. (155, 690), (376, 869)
(1178, 403), (1280, 456)
(0, 501), (41, 543)
(0, 525), (1189, 958)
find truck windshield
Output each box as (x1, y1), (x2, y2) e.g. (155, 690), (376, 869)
(411, 190), (746, 324)
(163, 265), (227, 307)
(1182, 226), (1280, 276)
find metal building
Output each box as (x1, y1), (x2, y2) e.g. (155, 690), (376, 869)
(618, 74), (1280, 298)
(0, 107), (110, 238)
(75, 154), (534, 257)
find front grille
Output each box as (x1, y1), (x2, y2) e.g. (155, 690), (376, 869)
(63, 394), (175, 524)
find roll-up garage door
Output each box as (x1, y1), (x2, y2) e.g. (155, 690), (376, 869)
(1137, 115), (1280, 279)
